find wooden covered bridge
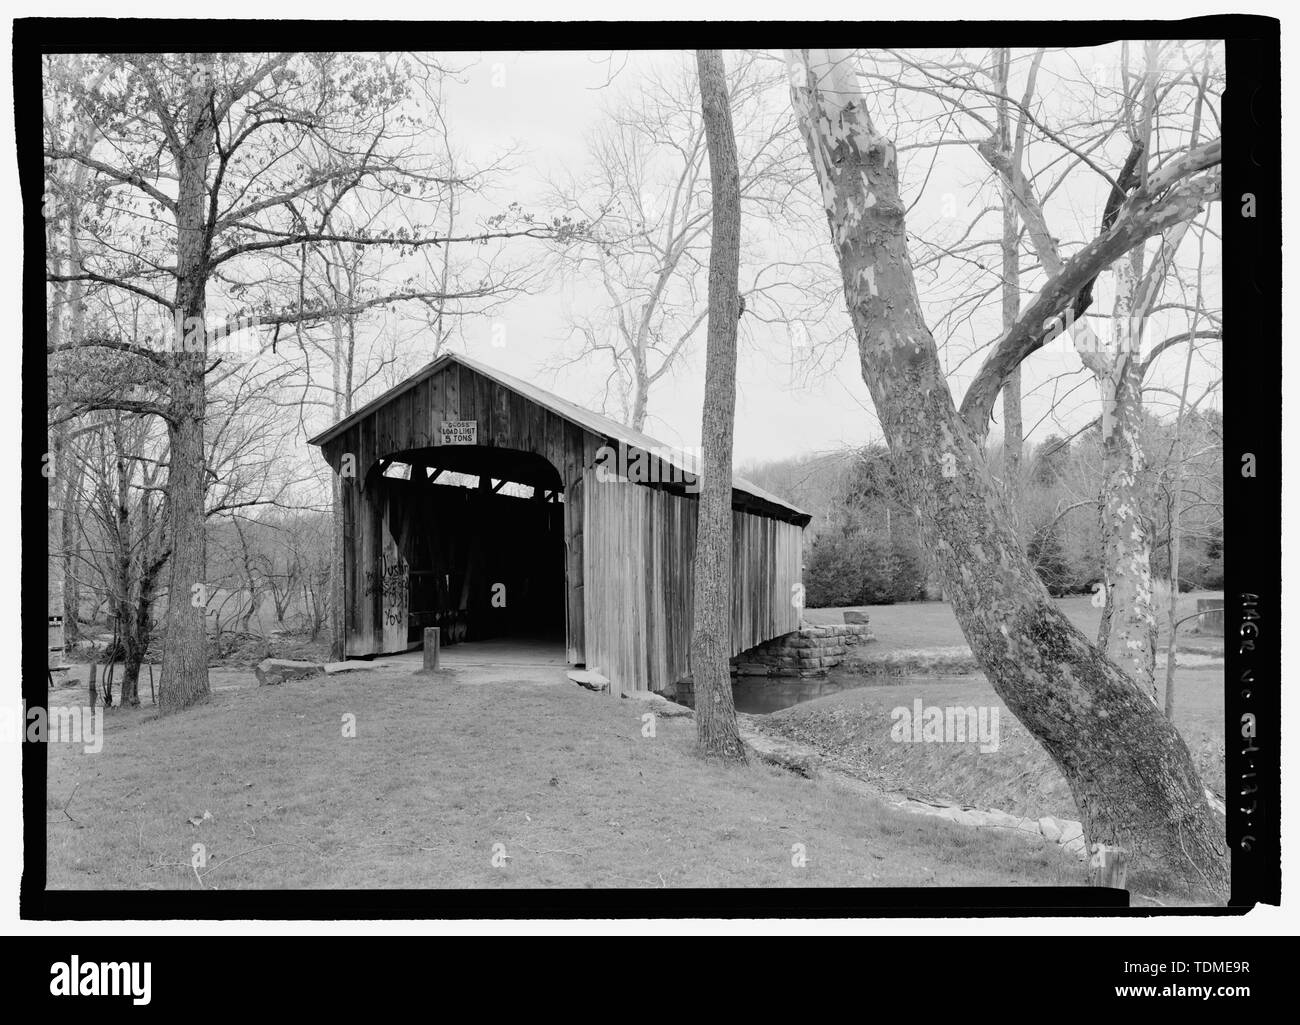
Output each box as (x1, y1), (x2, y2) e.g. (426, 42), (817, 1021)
(308, 352), (810, 695)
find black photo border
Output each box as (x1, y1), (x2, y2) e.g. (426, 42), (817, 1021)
(16, 14), (1281, 920)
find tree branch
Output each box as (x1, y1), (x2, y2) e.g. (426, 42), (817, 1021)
(959, 165), (1220, 436)
(44, 149), (177, 213)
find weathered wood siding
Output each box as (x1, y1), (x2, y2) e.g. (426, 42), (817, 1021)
(583, 470), (803, 694)
(320, 361), (594, 491)
(325, 361), (595, 657)
(320, 357), (806, 669)
(566, 473), (585, 662)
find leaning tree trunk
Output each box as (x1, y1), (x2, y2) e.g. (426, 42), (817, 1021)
(157, 74), (215, 714)
(788, 49), (1224, 894)
(689, 49), (745, 762)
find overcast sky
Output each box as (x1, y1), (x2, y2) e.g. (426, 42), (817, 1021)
(353, 46), (1222, 468)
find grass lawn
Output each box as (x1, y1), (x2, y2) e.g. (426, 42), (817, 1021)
(786, 593), (1225, 822)
(762, 666), (1223, 820)
(763, 593), (1227, 903)
(760, 672), (1225, 904)
(805, 591), (1225, 658)
(46, 665), (1089, 890)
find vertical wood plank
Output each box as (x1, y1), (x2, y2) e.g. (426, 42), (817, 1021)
(432, 370), (446, 446)
(445, 362), (460, 423)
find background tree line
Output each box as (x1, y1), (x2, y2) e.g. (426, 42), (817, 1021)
(744, 403), (1223, 608)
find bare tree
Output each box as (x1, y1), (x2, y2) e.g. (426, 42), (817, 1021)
(546, 52), (824, 431)
(45, 53), (581, 710)
(71, 412), (167, 705)
(958, 43), (1218, 697)
(788, 47), (1224, 893)
(992, 47), (1023, 492)
(690, 49), (746, 762)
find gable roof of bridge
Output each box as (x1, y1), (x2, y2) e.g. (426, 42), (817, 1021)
(307, 350), (809, 525)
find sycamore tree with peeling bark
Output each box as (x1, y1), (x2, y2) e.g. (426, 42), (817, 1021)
(865, 44), (1222, 701)
(971, 44), (1219, 700)
(787, 48), (1225, 894)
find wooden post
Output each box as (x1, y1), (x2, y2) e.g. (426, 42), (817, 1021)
(88, 662), (98, 713)
(422, 627), (440, 673)
(1089, 844), (1129, 889)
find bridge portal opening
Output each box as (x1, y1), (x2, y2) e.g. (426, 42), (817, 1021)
(369, 446), (567, 654)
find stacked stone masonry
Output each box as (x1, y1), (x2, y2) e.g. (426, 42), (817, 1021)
(729, 622), (875, 679)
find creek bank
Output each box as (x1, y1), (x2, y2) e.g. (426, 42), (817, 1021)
(732, 712), (1091, 859)
(615, 686), (1091, 861)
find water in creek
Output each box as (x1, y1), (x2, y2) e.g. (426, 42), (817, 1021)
(727, 660), (1221, 716)
(727, 671), (984, 715)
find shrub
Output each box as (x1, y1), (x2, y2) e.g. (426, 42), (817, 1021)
(804, 528), (926, 607)
(1028, 524), (1074, 596)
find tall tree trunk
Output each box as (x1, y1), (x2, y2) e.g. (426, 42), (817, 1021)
(1094, 48), (1163, 697)
(1002, 374), (1023, 486)
(158, 70), (215, 713)
(234, 518), (260, 633)
(788, 49), (1224, 894)
(629, 361), (649, 434)
(1094, 315), (1157, 698)
(119, 611), (142, 708)
(48, 205), (68, 668)
(987, 129), (1160, 698)
(61, 449), (84, 644)
(994, 48), (1023, 495)
(120, 606), (142, 708)
(159, 351), (209, 712)
(327, 314), (350, 661)
(329, 475), (346, 659)
(49, 56), (101, 653)
(48, 426), (67, 667)
(1164, 287), (1205, 720)
(121, 554), (161, 708)
(690, 49), (745, 762)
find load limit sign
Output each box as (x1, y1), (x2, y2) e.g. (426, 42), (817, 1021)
(438, 420), (477, 445)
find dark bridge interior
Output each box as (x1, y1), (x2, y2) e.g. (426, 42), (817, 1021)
(371, 446), (567, 648)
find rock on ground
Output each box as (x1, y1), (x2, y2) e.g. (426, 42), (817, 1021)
(255, 658), (324, 687)
(568, 669), (610, 693)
